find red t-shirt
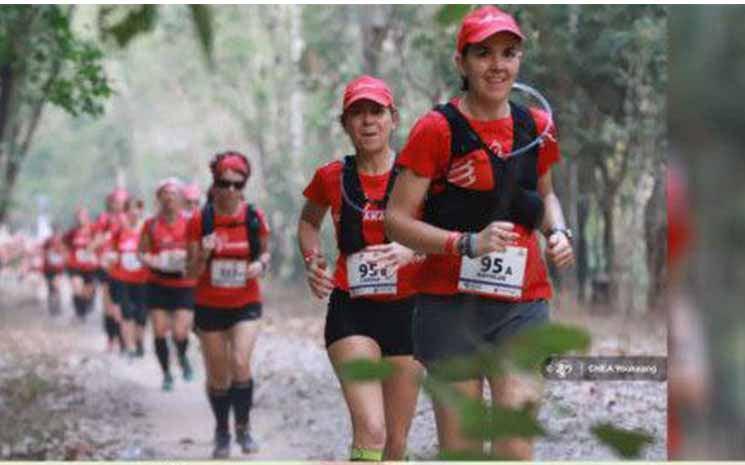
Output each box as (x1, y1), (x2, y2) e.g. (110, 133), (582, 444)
(109, 223), (149, 284)
(43, 235), (67, 273)
(186, 203), (271, 309)
(94, 212), (123, 271)
(396, 97), (561, 301)
(302, 160), (420, 301)
(64, 224), (99, 272)
(143, 214), (196, 288)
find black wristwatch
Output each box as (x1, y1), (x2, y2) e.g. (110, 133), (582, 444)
(547, 227), (573, 244)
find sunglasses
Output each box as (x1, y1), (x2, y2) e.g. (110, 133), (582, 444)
(214, 178), (247, 190)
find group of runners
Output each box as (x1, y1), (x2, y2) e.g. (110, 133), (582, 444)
(298, 6), (573, 461)
(4, 7), (577, 461)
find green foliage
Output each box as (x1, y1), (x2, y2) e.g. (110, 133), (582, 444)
(435, 4), (471, 27)
(424, 377), (545, 441)
(188, 5), (214, 66)
(507, 323), (592, 371)
(0, 6), (112, 116)
(591, 423), (654, 458)
(97, 5), (158, 48)
(337, 358), (394, 382)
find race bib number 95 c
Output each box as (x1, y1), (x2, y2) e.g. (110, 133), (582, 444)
(458, 247), (528, 299)
(211, 259), (247, 288)
(347, 250), (397, 298)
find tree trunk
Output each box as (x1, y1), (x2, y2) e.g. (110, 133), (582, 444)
(358, 5), (390, 76)
(644, 159), (667, 311)
(576, 191), (589, 303)
(601, 195), (617, 307)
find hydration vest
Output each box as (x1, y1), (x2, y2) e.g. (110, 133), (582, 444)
(423, 101), (544, 233)
(338, 155), (399, 254)
(201, 202), (261, 261)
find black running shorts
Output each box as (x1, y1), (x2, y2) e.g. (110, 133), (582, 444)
(146, 283), (194, 312)
(324, 289), (415, 357)
(68, 269), (96, 284)
(194, 303), (262, 332)
(119, 282), (148, 326)
(413, 293), (549, 376)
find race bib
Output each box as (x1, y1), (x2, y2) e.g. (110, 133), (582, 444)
(121, 252), (142, 272)
(159, 250), (186, 273)
(458, 246), (528, 299)
(47, 252), (64, 266)
(103, 251), (119, 266)
(347, 250), (397, 298)
(75, 249), (97, 264)
(211, 259), (247, 288)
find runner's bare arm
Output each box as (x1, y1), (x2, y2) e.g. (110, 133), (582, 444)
(246, 234), (271, 279)
(137, 224), (156, 269)
(538, 172), (574, 268)
(186, 240), (209, 279)
(257, 234), (271, 272)
(297, 199), (334, 298)
(298, 199), (329, 262)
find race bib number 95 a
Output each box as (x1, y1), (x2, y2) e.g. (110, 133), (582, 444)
(211, 259), (247, 288)
(458, 247), (527, 299)
(347, 250), (397, 298)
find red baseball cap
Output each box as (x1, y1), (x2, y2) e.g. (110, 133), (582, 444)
(156, 177), (183, 196)
(182, 182), (202, 201)
(342, 75), (395, 111)
(106, 188), (129, 203)
(456, 6), (524, 54)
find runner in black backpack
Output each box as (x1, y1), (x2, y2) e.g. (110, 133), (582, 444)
(298, 76), (423, 461)
(385, 7), (574, 459)
(186, 151), (271, 458)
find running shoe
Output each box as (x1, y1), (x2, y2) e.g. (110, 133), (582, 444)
(135, 341), (145, 358)
(212, 431), (231, 459)
(180, 355), (194, 382)
(162, 373), (174, 392)
(236, 427), (259, 454)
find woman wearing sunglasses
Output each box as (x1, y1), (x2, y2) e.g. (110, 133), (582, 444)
(298, 76), (422, 461)
(186, 151), (271, 459)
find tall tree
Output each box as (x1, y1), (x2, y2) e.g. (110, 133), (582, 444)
(0, 5), (111, 223)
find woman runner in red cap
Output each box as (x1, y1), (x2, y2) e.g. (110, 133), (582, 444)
(93, 189), (128, 352)
(298, 75), (423, 461)
(182, 182), (202, 218)
(108, 197), (149, 358)
(386, 6), (574, 459)
(139, 177), (197, 391)
(63, 206), (99, 322)
(186, 151), (271, 459)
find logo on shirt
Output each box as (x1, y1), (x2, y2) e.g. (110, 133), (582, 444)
(363, 208), (385, 222)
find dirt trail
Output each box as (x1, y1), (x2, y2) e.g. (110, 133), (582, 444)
(0, 276), (666, 460)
